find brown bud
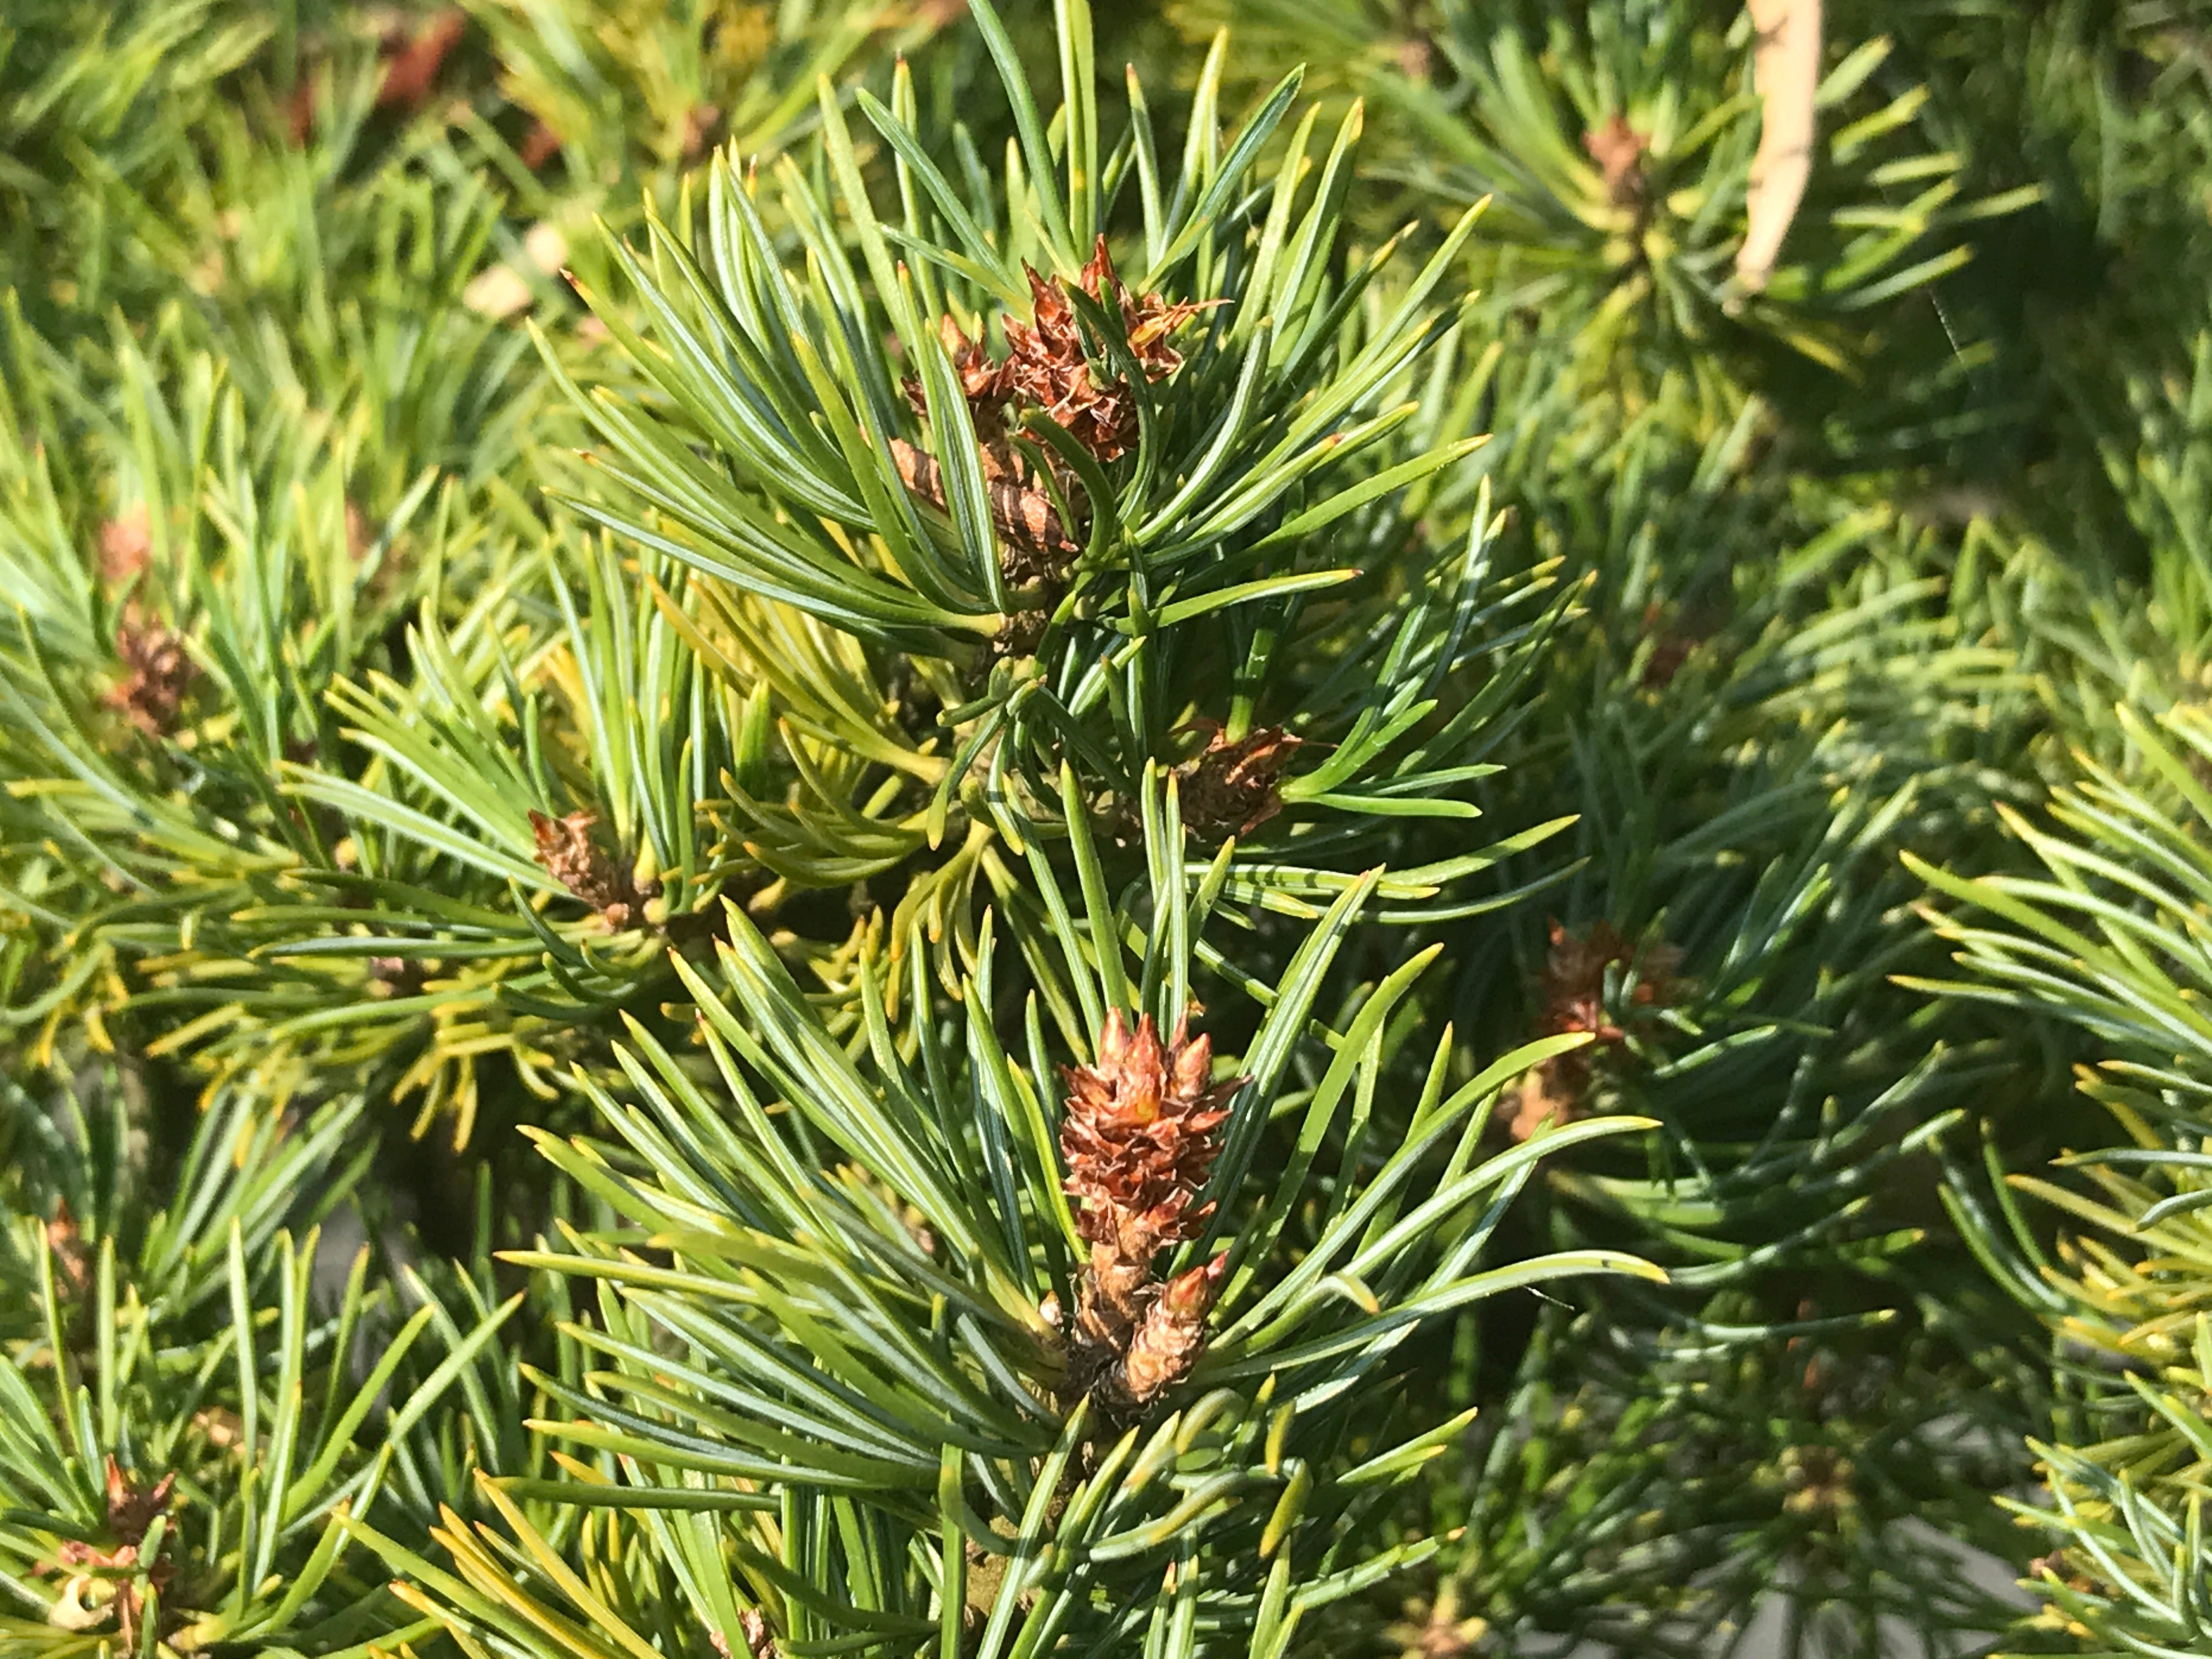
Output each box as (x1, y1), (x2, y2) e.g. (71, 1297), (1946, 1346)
(1074, 1241), (1152, 1350)
(345, 501), (374, 560)
(1583, 113), (1648, 210)
(1119, 1252), (1227, 1404)
(520, 121), (563, 170)
(1176, 721), (1306, 843)
(376, 10), (466, 115)
(1058, 1012), (1244, 1412)
(103, 1457), (176, 1546)
(1506, 919), (1684, 1138)
(46, 1201), (90, 1299)
(107, 613), (198, 737)
(1060, 1010), (1238, 1264)
(682, 104), (724, 163)
(529, 810), (662, 929)
(99, 505), (151, 584)
(713, 1608), (775, 1658)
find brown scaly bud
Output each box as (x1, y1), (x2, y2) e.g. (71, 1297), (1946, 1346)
(375, 10), (467, 115)
(901, 314), (1012, 430)
(1507, 919), (1681, 1140)
(1537, 920), (1680, 1046)
(46, 1200), (91, 1299)
(709, 1610), (776, 1658)
(890, 242), (1212, 593)
(682, 104), (724, 164)
(1060, 1011), (1240, 1269)
(345, 500), (374, 561)
(1117, 1251), (1227, 1404)
(1002, 240), (1217, 464)
(884, 435), (1076, 659)
(367, 955), (428, 998)
(1080, 237), (1220, 385)
(520, 120), (563, 170)
(44, 1461), (178, 1647)
(1582, 113), (1649, 211)
(1001, 265), (1085, 396)
(887, 438), (1080, 565)
(1073, 1243), (1152, 1353)
(104, 1458), (176, 1546)
(106, 612), (198, 737)
(1176, 721), (1306, 842)
(528, 811), (661, 930)
(1001, 262), (1138, 464)
(888, 244), (1216, 667)
(98, 505), (151, 585)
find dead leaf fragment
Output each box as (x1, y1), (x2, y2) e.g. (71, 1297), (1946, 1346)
(1737, 0), (1821, 293)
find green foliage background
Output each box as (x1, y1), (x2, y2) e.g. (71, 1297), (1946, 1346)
(4, 1), (2212, 1656)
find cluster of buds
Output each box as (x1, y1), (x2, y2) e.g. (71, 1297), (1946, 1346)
(891, 238), (1216, 630)
(37, 1458), (177, 1646)
(1506, 919), (1681, 1141)
(995, 238), (1209, 463)
(1175, 720), (1307, 843)
(529, 810), (662, 930)
(911, 236), (1212, 466)
(106, 611), (199, 737)
(1057, 1009), (1241, 1411)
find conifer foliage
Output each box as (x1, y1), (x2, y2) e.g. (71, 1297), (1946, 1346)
(4, 1), (2212, 1656)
